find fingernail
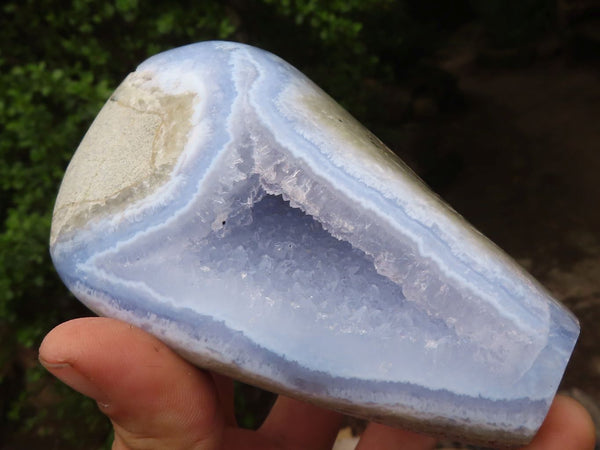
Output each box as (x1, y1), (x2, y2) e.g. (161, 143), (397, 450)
(41, 361), (71, 369)
(39, 356), (110, 406)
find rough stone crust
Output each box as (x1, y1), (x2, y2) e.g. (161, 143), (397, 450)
(50, 72), (196, 246)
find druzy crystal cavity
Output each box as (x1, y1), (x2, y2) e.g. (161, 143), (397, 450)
(50, 41), (579, 446)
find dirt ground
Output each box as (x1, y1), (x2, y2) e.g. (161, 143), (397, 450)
(385, 39), (600, 447)
(266, 36), (600, 449)
(441, 50), (600, 415)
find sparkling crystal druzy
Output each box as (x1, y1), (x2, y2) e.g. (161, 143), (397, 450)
(50, 41), (579, 446)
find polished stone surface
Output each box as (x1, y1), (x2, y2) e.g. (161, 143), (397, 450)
(50, 41), (579, 446)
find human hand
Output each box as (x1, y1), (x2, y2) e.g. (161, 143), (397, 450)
(39, 318), (595, 450)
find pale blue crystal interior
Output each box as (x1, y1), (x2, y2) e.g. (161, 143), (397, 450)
(50, 41), (579, 446)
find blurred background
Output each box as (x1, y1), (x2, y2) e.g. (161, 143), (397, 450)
(1, 0), (599, 448)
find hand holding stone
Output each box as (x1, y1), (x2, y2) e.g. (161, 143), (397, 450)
(50, 42), (580, 445)
(39, 318), (595, 450)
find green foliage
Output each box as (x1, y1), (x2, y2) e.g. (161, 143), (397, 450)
(0, 1), (239, 445)
(0, 0), (558, 446)
(0, 3), (403, 445)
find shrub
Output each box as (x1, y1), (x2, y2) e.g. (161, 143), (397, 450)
(2, 0), (550, 446)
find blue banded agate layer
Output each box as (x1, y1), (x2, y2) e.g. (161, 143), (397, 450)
(50, 41), (579, 446)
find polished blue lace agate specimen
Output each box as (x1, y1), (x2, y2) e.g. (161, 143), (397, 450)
(50, 41), (579, 446)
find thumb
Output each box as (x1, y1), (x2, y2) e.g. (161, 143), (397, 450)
(39, 317), (224, 450)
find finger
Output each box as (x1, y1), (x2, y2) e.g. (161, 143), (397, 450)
(356, 422), (436, 450)
(210, 372), (236, 426)
(259, 396), (343, 450)
(39, 317), (224, 450)
(520, 394), (596, 450)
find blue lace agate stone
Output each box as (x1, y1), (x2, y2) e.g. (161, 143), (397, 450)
(50, 41), (579, 446)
